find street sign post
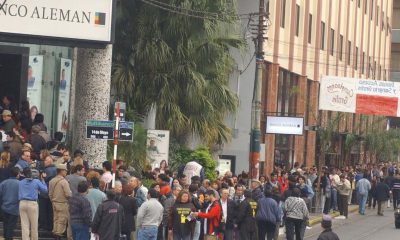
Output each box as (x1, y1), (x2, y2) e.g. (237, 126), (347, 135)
(86, 120), (134, 141)
(86, 120), (114, 139)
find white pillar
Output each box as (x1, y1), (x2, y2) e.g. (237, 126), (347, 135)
(72, 45), (112, 168)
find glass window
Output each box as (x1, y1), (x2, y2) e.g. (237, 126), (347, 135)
(280, 0), (286, 28)
(296, 4), (300, 36)
(339, 35), (343, 60)
(355, 47), (358, 70)
(347, 41), (352, 65)
(330, 28), (335, 56)
(308, 14), (313, 44)
(321, 21), (325, 50)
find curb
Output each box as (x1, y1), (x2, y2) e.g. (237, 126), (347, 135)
(308, 205), (359, 226)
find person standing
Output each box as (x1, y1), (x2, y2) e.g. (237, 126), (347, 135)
(49, 164), (72, 240)
(66, 164), (87, 194)
(356, 173), (371, 215)
(219, 188), (237, 240)
(256, 189), (280, 240)
(192, 190), (222, 239)
(392, 171), (400, 209)
(116, 184), (138, 240)
(137, 188), (164, 240)
(374, 177), (390, 216)
(92, 190), (125, 240)
(69, 181), (92, 240)
(38, 155), (57, 232)
(0, 167), (20, 240)
(18, 168), (48, 240)
(168, 190), (196, 240)
(335, 175), (351, 219)
(236, 189), (258, 240)
(283, 188), (309, 240)
(317, 215), (340, 240)
(330, 168), (340, 212)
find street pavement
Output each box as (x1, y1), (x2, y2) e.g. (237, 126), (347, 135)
(288, 207), (399, 240)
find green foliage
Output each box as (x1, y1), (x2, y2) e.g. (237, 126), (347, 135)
(141, 178), (156, 189)
(112, 0), (244, 146)
(168, 138), (193, 171)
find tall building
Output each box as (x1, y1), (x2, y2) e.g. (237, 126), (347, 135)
(391, 1), (400, 81)
(222, 0), (392, 175)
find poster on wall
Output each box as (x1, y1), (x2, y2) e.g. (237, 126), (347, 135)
(57, 58), (72, 133)
(146, 130), (170, 170)
(27, 55), (43, 113)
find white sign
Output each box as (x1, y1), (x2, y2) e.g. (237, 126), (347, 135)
(27, 55), (43, 113)
(0, 0), (114, 43)
(57, 58), (72, 133)
(320, 76), (400, 117)
(266, 116), (304, 135)
(217, 159), (231, 177)
(146, 130), (170, 170)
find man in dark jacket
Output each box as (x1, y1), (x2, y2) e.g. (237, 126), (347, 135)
(220, 188), (237, 240)
(236, 189), (257, 240)
(92, 190), (125, 240)
(251, 179), (263, 202)
(374, 177), (390, 216)
(317, 215), (339, 240)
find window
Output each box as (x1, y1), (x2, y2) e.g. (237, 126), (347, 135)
(376, 7), (379, 26)
(362, 52), (365, 74)
(296, 4), (300, 36)
(358, 0), (361, 8)
(321, 21), (326, 50)
(347, 41), (352, 65)
(308, 14), (313, 44)
(339, 35), (344, 60)
(330, 28), (335, 56)
(387, 17), (390, 36)
(266, 0), (270, 15)
(280, 0), (286, 28)
(364, 0), (367, 14)
(370, 0), (373, 20)
(355, 47), (358, 70)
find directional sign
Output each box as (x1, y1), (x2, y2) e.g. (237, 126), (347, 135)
(86, 120), (114, 140)
(86, 120), (134, 141)
(119, 121), (134, 142)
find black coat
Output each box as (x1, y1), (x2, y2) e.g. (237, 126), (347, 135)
(92, 200), (125, 240)
(225, 199), (237, 230)
(116, 195), (138, 233)
(236, 198), (257, 233)
(317, 229), (340, 240)
(373, 182), (390, 201)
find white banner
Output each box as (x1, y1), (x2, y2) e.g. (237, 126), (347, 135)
(266, 116), (304, 135)
(57, 58), (72, 133)
(27, 55), (43, 112)
(146, 130), (170, 170)
(0, 0), (114, 42)
(320, 76), (400, 117)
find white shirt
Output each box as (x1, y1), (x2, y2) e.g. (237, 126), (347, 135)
(221, 199), (228, 223)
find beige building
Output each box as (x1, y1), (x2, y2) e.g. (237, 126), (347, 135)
(260, 0), (392, 174)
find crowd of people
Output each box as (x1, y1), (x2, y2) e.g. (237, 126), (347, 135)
(1, 95), (399, 240)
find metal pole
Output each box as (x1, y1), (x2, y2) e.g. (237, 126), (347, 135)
(112, 102), (120, 188)
(249, 0), (265, 180)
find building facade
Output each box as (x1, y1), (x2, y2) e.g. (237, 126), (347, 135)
(222, 0), (392, 175)
(263, 0), (392, 174)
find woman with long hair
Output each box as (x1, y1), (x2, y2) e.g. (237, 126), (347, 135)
(160, 160), (168, 174)
(116, 184), (138, 240)
(0, 151), (11, 183)
(169, 190), (196, 240)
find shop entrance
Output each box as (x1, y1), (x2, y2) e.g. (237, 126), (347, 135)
(0, 45), (29, 107)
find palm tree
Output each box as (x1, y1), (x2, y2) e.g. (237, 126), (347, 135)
(112, 0), (244, 146)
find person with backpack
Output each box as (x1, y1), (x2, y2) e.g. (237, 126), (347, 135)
(236, 189), (258, 240)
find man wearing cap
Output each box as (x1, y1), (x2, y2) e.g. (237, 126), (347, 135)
(1, 110), (15, 132)
(49, 164), (72, 240)
(317, 215), (340, 240)
(251, 179), (263, 202)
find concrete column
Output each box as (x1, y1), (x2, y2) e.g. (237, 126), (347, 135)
(294, 75), (307, 166)
(72, 45), (112, 169)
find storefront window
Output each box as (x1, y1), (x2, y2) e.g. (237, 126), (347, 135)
(0, 43), (73, 139)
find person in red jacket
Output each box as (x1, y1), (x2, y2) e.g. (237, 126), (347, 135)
(277, 171), (289, 193)
(192, 190), (221, 238)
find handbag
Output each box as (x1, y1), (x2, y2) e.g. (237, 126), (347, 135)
(205, 235), (218, 240)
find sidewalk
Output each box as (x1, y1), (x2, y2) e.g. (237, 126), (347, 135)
(308, 205), (359, 226)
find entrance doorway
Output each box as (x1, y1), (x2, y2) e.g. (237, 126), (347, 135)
(0, 45), (29, 108)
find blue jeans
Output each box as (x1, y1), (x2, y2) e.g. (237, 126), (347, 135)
(71, 223), (90, 240)
(331, 189), (338, 210)
(138, 226), (158, 240)
(358, 193), (368, 214)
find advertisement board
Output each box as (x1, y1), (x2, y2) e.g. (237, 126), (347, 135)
(266, 116), (304, 135)
(27, 55), (43, 112)
(319, 76), (400, 117)
(0, 0), (115, 44)
(146, 130), (170, 170)
(57, 58), (72, 133)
